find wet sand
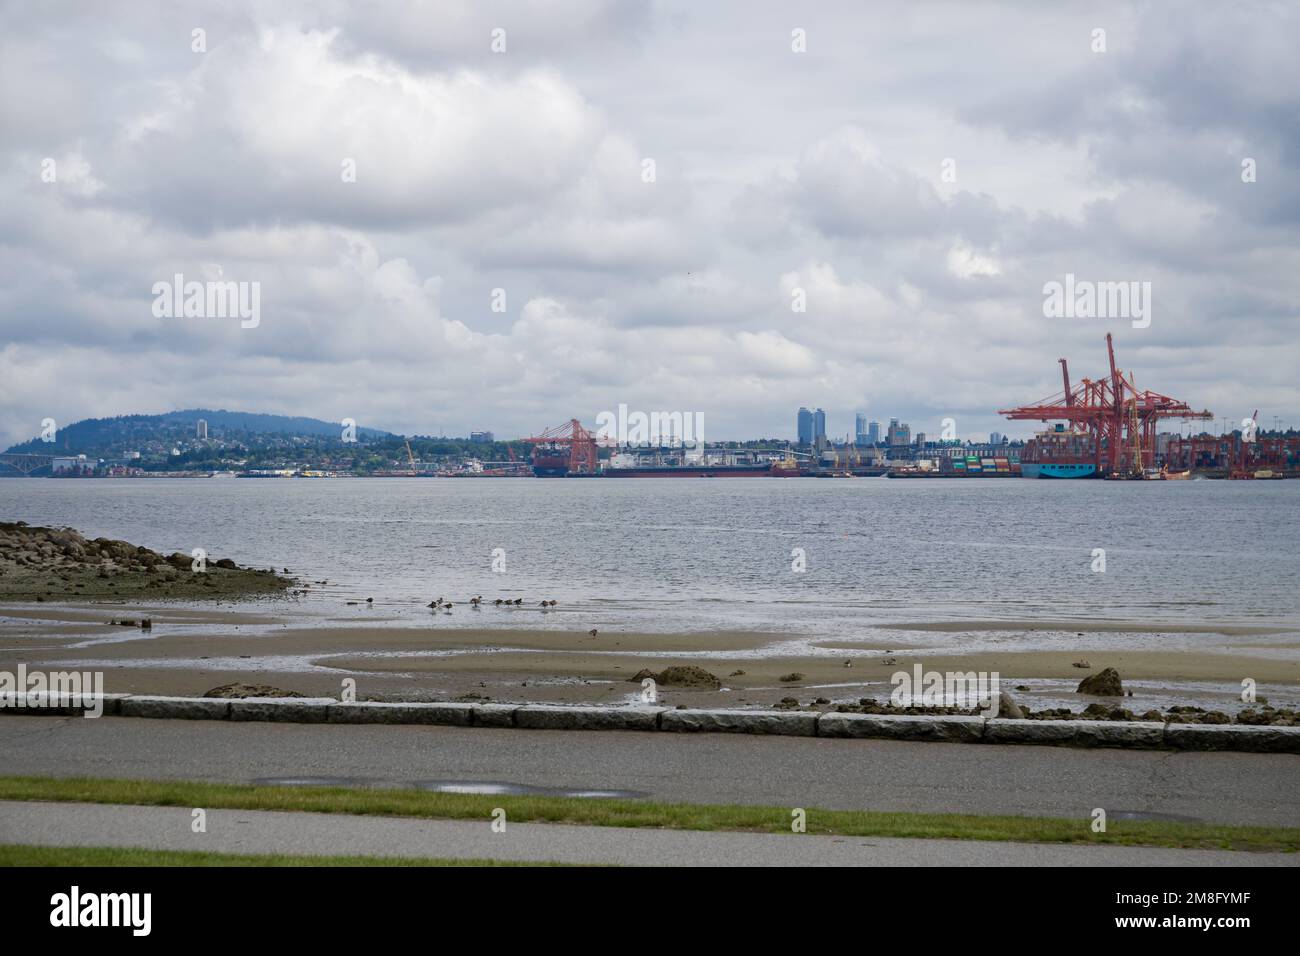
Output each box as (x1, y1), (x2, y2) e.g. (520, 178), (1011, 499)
(1, 601), (1297, 713)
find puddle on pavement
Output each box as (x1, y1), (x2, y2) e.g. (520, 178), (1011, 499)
(252, 776), (646, 800)
(253, 776), (384, 788)
(413, 779), (647, 799)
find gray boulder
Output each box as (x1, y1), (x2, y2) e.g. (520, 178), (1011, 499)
(1076, 667), (1123, 696)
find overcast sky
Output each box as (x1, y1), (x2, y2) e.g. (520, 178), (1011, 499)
(2, 0), (1297, 447)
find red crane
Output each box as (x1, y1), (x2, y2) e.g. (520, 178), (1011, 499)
(525, 419), (600, 476)
(1230, 410), (1259, 479)
(998, 333), (1214, 476)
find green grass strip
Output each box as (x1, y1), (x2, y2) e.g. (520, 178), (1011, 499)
(0, 775), (1295, 853)
(0, 844), (551, 867)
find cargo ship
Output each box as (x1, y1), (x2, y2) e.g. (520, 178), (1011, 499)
(888, 455), (1018, 477)
(602, 463), (777, 477)
(1019, 425), (1098, 479)
(600, 451), (798, 477)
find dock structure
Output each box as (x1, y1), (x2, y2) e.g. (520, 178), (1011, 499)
(999, 333), (1213, 477)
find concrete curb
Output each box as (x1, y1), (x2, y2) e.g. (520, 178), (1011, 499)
(228, 697), (337, 723)
(984, 718), (1080, 746)
(1164, 722), (1300, 754)
(470, 704), (518, 728)
(1074, 720), (1167, 749)
(819, 712), (984, 742)
(660, 708), (818, 736)
(515, 704), (664, 731)
(328, 701), (474, 726)
(119, 695), (231, 721)
(13, 694), (1299, 752)
(0, 693), (128, 717)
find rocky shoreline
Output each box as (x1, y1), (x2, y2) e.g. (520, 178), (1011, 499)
(0, 521), (293, 602)
(217, 668), (1297, 727)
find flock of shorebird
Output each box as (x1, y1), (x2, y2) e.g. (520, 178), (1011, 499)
(423, 595), (597, 636)
(425, 595), (559, 611)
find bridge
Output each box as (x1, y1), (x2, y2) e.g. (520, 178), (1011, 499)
(0, 453), (55, 476)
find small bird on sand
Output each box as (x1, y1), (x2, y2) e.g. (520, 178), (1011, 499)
(366, 597), (373, 604)
(513, 598), (523, 606)
(588, 628), (598, 637)
(843, 660), (852, 668)
(1072, 660), (1091, 669)
(470, 596), (482, 605)
(882, 657), (896, 666)
(493, 599), (503, 606)
(427, 598), (443, 608)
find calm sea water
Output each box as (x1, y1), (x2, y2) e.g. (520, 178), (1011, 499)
(2, 477), (1298, 646)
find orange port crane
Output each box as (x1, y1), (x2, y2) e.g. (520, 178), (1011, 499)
(999, 333), (1213, 475)
(525, 419), (600, 475)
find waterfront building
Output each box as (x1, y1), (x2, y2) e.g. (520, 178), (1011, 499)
(888, 419), (911, 447)
(797, 407), (814, 445)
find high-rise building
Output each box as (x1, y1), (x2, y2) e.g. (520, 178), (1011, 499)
(469, 431), (494, 443)
(797, 407), (814, 445)
(196, 419), (208, 440)
(915, 432), (926, 447)
(990, 432), (1003, 445)
(868, 421), (881, 445)
(887, 419), (911, 447)
(855, 412), (868, 445)
(813, 408), (827, 443)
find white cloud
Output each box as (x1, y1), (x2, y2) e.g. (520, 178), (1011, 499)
(1, 1), (1298, 448)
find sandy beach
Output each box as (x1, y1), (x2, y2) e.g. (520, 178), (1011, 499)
(3, 599), (1297, 716)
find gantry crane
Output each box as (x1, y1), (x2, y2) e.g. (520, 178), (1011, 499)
(999, 333), (1214, 476)
(525, 420), (600, 476)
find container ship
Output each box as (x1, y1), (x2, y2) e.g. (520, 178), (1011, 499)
(888, 455), (1018, 477)
(598, 451), (800, 478)
(1018, 424), (1097, 479)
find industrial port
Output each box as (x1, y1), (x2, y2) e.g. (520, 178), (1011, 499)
(522, 334), (1299, 481)
(5, 334), (1294, 482)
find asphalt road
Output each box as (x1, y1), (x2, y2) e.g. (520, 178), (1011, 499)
(3, 801), (1295, 866)
(2, 715), (1297, 826)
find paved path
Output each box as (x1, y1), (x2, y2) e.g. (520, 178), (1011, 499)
(2, 800), (1293, 867)
(1, 715), (1296, 826)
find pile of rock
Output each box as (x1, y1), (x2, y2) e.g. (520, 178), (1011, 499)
(627, 666), (722, 690)
(203, 683), (304, 699)
(0, 520), (292, 601)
